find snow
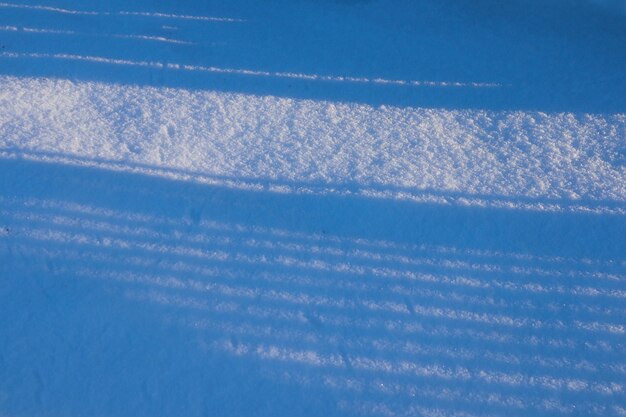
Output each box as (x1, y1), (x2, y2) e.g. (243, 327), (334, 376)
(586, 0), (626, 13)
(1, 1), (625, 416)
(2, 77), (626, 209)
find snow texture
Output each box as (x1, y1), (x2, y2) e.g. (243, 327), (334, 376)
(586, 0), (626, 13)
(1, 1), (625, 416)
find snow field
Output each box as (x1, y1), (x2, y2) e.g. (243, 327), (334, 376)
(1, 162), (626, 416)
(1, 0), (625, 416)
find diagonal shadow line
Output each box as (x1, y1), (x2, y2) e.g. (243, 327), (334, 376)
(6, 214), (624, 342)
(3, 148), (626, 216)
(2, 154), (626, 263)
(7, 214), (626, 306)
(4, 192), (625, 278)
(0, 1), (245, 22)
(1, 0), (625, 113)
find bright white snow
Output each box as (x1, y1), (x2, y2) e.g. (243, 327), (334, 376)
(1, 77), (626, 213)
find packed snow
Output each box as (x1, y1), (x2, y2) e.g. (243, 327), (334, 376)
(1, 1), (625, 416)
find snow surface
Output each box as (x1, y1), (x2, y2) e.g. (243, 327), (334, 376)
(1, 1), (625, 416)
